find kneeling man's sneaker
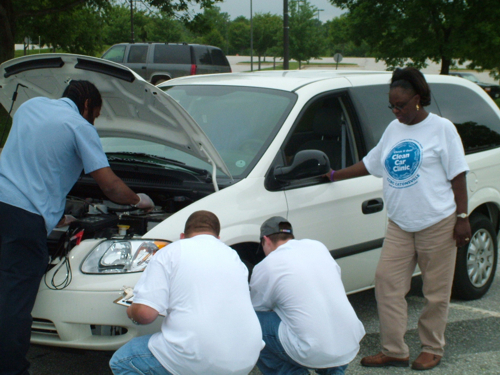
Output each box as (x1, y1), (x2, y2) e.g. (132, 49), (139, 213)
(411, 352), (442, 371)
(360, 352), (409, 367)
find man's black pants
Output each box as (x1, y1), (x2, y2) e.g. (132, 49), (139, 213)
(0, 202), (48, 375)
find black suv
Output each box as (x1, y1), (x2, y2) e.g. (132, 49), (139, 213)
(449, 72), (500, 99)
(101, 43), (231, 85)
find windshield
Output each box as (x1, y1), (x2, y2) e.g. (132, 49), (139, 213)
(160, 85), (296, 177)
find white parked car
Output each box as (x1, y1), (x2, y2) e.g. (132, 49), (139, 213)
(0, 54), (499, 350)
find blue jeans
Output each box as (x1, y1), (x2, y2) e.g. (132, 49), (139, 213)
(256, 311), (348, 375)
(110, 335), (173, 375)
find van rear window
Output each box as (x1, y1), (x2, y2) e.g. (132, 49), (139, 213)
(431, 83), (500, 153)
(153, 45), (191, 64)
(210, 49), (228, 66)
(194, 47), (212, 65)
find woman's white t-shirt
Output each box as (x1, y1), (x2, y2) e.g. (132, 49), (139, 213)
(363, 113), (469, 232)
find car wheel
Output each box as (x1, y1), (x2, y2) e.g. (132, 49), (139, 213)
(452, 214), (498, 300)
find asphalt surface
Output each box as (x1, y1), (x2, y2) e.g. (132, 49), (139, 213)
(27, 256), (500, 375)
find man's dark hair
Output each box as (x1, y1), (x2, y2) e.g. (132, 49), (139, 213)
(184, 210), (221, 237)
(390, 67), (431, 107)
(62, 80), (102, 115)
(264, 222), (294, 245)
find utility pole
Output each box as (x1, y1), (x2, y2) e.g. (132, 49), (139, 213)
(317, 9), (324, 21)
(283, 0), (289, 70)
(130, 0), (135, 43)
(250, 0), (253, 72)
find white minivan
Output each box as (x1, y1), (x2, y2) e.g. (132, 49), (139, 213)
(0, 54), (498, 350)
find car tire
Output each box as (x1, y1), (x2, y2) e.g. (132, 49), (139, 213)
(452, 214), (498, 300)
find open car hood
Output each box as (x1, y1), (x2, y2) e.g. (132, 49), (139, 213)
(0, 53), (231, 180)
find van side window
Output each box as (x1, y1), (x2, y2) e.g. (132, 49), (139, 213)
(349, 85), (440, 151)
(431, 83), (500, 153)
(154, 45), (191, 64)
(284, 96), (357, 170)
(102, 45), (126, 63)
(127, 45), (148, 64)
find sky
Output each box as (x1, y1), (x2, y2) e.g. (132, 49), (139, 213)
(194, 0), (345, 23)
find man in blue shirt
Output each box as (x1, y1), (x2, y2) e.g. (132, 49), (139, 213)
(0, 80), (154, 375)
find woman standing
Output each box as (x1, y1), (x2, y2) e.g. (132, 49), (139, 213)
(328, 67), (471, 370)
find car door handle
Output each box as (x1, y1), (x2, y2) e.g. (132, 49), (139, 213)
(141, 66), (146, 69)
(362, 198), (384, 214)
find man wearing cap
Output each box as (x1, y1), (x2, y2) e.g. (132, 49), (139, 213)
(249, 217), (365, 375)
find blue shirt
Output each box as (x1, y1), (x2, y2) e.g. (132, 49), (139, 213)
(0, 97), (109, 233)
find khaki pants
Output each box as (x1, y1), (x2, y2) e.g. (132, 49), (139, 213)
(375, 214), (457, 358)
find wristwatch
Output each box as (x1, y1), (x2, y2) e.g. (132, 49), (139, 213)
(457, 213), (468, 219)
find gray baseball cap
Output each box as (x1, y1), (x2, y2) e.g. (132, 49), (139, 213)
(260, 216), (293, 239)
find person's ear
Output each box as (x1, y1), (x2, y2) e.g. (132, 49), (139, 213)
(180, 233), (185, 239)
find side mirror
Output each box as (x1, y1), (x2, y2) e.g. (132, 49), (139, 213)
(274, 150), (331, 182)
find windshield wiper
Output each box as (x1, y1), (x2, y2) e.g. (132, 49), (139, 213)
(106, 152), (210, 177)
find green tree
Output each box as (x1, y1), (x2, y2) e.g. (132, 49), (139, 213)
(143, 13), (187, 44)
(101, 4), (133, 45)
(289, 0), (325, 69)
(100, 3), (160, 45)
(228, 16), (250, 55)
(185, 6), (229, 48)
(18, 3), (106, 56)
(253, 12), (282, 70)
(326, 15), (368, 57)
(330, 0), (500, 76)
(0, 0), (222, 64)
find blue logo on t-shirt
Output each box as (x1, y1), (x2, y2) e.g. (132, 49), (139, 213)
(384, 140), (422, 188)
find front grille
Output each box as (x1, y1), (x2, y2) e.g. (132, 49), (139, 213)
(32, 318), (59, 338)
(91, 325), (128, 336)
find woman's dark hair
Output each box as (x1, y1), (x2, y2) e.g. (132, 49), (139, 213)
(62, 80), (102, 115)
(390, 67), (431, 107)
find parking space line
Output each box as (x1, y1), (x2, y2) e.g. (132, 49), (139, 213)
(408, 296), (500, 318)
(448, 302), (500, 318)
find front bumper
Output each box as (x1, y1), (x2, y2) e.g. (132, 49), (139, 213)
(31, 288), (162, 350)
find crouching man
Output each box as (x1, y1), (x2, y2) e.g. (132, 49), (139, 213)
(110, 210), (263, 375)
(250, 217), (365, 375)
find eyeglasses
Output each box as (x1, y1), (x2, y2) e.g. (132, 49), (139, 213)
(388, 95), (417, 111)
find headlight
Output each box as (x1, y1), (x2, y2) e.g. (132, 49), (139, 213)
(81, 239), (169, 274)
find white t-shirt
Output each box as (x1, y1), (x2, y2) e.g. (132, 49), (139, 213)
(250, 239), (365, 368)
(363, 113), (469, 232)
(133, 234), (263, 375)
